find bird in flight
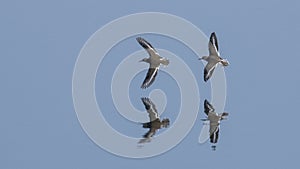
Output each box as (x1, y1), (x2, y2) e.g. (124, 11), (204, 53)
(138, 97), (170, 144)
(136, 37), (169, 89)
(199, 32), (229, 82)
(202, 99), (229, 150)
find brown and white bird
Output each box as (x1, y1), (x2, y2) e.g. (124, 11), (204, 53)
(138, 97), (170, 144)
(136, 37), (169, 89)
(199, 32), (229, 82)
(203, 99), (229, 150)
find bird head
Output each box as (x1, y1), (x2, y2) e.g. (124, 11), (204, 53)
(199, 56), (209, 60)
(221, 59), (230, 66)
(139, 58), (148, 63)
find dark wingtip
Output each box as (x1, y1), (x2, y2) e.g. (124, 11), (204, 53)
(136, 37), (142, 41)
(204, 99), (208, 111)
(204, 74), (209, 82)
(141, 97), (151, 110)
(210, 32), (217, 41)
(137, 37), (150, 49)
(136, 37), (144, 44)
(204, 69), (209, 82)
(141, 97), (146, 104)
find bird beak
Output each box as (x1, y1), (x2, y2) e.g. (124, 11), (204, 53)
(139, 59), (143, 62)
(198, 57), (202, 60)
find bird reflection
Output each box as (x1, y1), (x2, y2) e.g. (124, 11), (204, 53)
(138, 97), (170, 144)
(203, 99), (229, 150)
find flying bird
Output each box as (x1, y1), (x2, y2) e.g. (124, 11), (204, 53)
(203, 99), (229, 150)
(138, 97), (170, 144)
(136, 37), (169, 89)
(199, 32), (229, 82)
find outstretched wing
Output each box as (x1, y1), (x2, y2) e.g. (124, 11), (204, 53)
(141, 68), (158, 89)
(204, 99), (215, 116)
(209, 125), (219, 144)
(208, 32), (219, 56)
(204, 61), (218, 82)
(136, 37), (158, 57)
(143, 127), (156, 138)
(141, 97), (159, 122)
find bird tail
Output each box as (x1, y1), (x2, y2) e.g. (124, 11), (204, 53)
(161, 59), (169, 66)
(221, 112), (229, 120)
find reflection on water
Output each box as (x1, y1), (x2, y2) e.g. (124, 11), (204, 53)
(138, 97), (170, 144)
(202, 99), (229, 151)
(134, 97), (229, 150)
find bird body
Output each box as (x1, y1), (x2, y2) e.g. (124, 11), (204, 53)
(203, 99), (228, 145)
(136, 37), (169, 88)
(139, 97), (170, 144)
(200, 32), (229, 82)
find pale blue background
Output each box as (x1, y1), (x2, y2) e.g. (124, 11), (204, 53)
(1, 0), (300, 168)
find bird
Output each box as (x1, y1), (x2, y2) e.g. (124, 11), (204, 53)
(203, 99), (229, 150)
(138, 97), (170, 144)
(199, 32), (229, 82)
(136, 37), (169, 89)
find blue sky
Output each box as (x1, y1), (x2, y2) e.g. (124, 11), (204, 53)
(1, 0), (300, 168)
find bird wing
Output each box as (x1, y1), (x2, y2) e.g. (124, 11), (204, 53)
(136, 37), (158, 57)
(209, 125), (220, 144)
(141, 68), (158, 89)
(143, 127), (157, 138)
(204, 61), (218, 82)
(208, 111), (221, 144)
(138, 137), (152, 144)
(208, 32), (220, 56)
(141, 97), (159, 122)
(204, 99), (215, 116)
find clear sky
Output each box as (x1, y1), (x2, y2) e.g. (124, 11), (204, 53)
(1, 0), (300, 168)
